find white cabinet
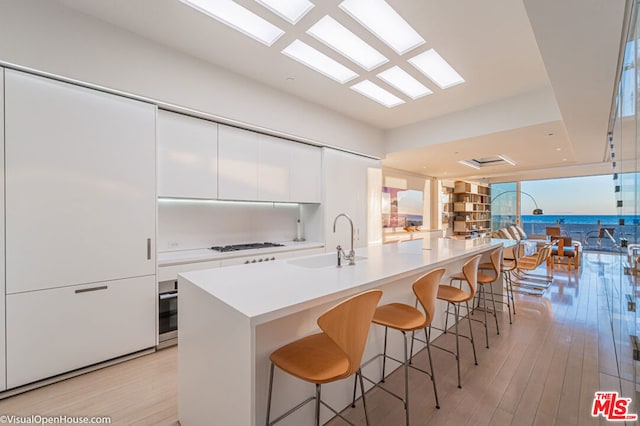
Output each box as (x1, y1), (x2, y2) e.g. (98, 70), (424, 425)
(5, 70), (156, 294)
(290, 143), (322, 203)
(218, 125), (259, 201)
(159, 260), (221, 282)
(258, 134), (290, 202)
(0, 68), (5, 392)
(158, 110), (218, 199)
(6, 276), (156, 389)
(218, 125), (321, 203)
(323, 148), (380, 250)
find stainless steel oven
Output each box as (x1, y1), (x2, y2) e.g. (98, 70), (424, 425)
(158, 280), (178, 349)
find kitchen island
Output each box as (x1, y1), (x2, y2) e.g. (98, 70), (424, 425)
(178, 237), (511, 426)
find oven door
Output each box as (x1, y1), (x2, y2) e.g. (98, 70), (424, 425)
(158, 288), (178, 348)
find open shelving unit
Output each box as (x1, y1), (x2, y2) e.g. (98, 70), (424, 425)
(452, 180), (491, 237)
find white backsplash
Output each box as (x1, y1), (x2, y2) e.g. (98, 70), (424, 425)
(158, 201), (302, 251)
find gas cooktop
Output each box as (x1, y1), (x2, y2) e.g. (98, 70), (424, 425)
(210, 242), (285, 252)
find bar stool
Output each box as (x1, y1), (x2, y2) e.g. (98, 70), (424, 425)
(432, 254), (481, 388)
(265, 289), (382, 426)
(354, 268), (444, 425)
(480, 242), (522, 324)
(447, 246), (502, 349)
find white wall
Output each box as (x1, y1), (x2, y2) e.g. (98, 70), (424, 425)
(158, 201), (301, 251)
(0, 0), (383, 158)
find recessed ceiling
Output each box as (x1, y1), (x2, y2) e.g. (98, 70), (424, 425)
(52, 0), (627, 182)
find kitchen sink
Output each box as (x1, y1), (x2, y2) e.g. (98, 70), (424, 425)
(287, 254), (367, 268)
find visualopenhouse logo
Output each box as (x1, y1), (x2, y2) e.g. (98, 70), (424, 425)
(592, 392), (638, 421)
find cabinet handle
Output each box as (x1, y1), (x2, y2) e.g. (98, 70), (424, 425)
(147, 238), (152, 260)
(75, 285), (108, 294)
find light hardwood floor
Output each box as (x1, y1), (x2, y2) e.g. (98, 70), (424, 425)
(1, 252), (636, 425)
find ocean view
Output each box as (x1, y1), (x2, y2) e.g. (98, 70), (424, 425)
(493, 214), (640, 251)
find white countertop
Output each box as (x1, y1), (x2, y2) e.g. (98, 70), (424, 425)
(180, 237), (513, 326)
(157, 240), (324, 266)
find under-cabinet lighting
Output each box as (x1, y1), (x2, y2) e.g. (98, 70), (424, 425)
(255, 0), (314, 25)
(282, 40), (359, 84)
(307, 15), (388, 71)
(180, 0), (284, 46)
(377, 66), (432, 99)
(458, 160), (480, 170)
(351, 80), (405, 108)
(158, 197), (300, 207)
(409, 49), (465, 89)
(339, 0), (425, 55)
(497, 154), (517, 166)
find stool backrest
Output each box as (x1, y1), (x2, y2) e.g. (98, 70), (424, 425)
(413, 268), (445, 326)
(317, 289), (383, 377)
(462, 255), (482, 299)
(489, 245), (504, 276)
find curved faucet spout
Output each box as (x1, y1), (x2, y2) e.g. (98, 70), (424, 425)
(333, 213), (356, 265)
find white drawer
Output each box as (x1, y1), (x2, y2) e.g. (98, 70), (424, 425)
(6, 275), (156, 389)
(159, 260), (221, 282)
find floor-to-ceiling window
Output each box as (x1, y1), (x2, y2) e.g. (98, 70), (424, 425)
(491, 182), (517, 231)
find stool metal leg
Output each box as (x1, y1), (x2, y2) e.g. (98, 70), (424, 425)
(489, 281), (500, 335)
(358, 369), (370, 426)
(454, 303), (461, 389)
(425, 326), (440, 409)
(266, 363), (275, 426)
(481, 285), (489, 348)
(465, 300), (478, 366)
(381, 327), (388, 382)
(314, 384), (321, 426)
(403, 332), (410, 426)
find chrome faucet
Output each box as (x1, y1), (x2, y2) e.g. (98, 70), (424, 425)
(333, 213), (356, 266)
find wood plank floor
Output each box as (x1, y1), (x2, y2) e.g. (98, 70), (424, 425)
(1, 252), (636, 425)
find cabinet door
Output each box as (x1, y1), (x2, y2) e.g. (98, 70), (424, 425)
(158, 110), (218, 199)
(0, 68), (5, 392)
(6, 276), (156, 389)
(258, 134), (290, 202)
(290, 143), (322, 203)
(323, 149), (380, 250)
(218, 125), (259, 201)
(5, 70), (156, 294)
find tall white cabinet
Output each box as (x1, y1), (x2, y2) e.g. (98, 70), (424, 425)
(323, 148), (381, 251)
(4, 70), (157, 389)
(0, 68), (6, 392)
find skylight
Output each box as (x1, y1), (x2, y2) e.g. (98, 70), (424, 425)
(339, 0), (425, 55)
(255, 0), (314, 25)
(282, 40), (359, 84)
(180, 0), (284, 46)
(409, 49), (465, 89)
(307, 16), (388, 71)
(377, 66), (432, 99)
(351, 80), (405, 108)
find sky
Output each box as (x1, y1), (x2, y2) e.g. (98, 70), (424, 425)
(521, 175), (620, 215)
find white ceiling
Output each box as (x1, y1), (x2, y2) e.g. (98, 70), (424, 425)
(54, 0), (628, 182)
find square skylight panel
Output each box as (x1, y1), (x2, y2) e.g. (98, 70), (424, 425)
(255, 0), (314, 25)
(409, 49), (465, 89)
(282, 40), (359, 84)
(307, 15), (388, 71)
(180, 0), (284, 46)
(351, 80), (404, 108)
(377, 66), (432, 99)
(339, 0), (425, 55)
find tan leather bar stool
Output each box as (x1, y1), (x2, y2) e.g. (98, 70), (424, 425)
(354, 268), (444, 425)
(446, 247), (503, 349)
(480, 242), (522, 324)
(430, 255), (481, 388)
(265, 289), (382, 426)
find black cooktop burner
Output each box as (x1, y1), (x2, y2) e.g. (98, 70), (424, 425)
(210, 242), (285, 252)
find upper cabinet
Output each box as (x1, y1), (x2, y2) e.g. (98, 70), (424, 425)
(219, 125), (321, 203)
(4, 70), (157, 294)
(290, 142), (322, 203)
(218, 124), (259, 201)
(157, 110), (218, 199)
